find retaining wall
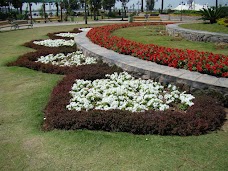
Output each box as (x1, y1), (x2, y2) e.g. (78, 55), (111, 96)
(166, 23), (228, 43)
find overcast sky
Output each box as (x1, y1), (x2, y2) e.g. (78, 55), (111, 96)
(115, 0), (228, 9)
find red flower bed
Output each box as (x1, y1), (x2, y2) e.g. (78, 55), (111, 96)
(86, 22), (228, 77)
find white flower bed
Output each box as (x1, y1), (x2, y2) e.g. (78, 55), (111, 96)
(79, 28), (91, 32)
(55, 32), (79, 38)
(33, 39), (75, 47)
(66, 72), (195, 112)
(36, 51), (97, 66)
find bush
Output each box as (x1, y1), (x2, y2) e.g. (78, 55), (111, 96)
(217, 17), (228, 27)
(199, 7), (222, 24)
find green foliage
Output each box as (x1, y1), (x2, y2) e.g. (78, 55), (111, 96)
(173, 10), (201, 16)
(217, 17), (228, 27)
(199, 7), (222, 24)
(146, 0), (155, 11)
(220, 6), (228, 18)
(102, 0), (115, 11)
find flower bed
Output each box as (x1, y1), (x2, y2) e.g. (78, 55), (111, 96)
(86, 22), (228, 77)
(44, 66), (226, 136)
(67, 72), (194, 112)
(47, 28), (82, 40)
(8, 27), (226, 136)
(33, 39), (75, 47)
(36, 51), (97, 67)
(55, 32), (79, 38)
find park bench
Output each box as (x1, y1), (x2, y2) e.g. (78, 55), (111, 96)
(133, 15), (161, 22)
(33, 17), (47, 23)
(48, 16), (61, 22)
(0, 20), (17, 31)
(14, 20), (33, 29)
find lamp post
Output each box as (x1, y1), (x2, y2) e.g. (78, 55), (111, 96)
(137, 1), (141, 13)
(168, 4), (172, 20)
(180, 1), (185, 21)
(84, 0), (87, 24)
(121, 1), (126, 20)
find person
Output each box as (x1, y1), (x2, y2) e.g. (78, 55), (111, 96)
(144, 14), (149, 21)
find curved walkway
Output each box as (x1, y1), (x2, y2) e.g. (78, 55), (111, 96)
(75, 31), (228, 95)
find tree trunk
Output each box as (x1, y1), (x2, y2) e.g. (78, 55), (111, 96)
(56, 2), (59, 16)
(161, 0), (164, 13)
(29, 3), (33, 23)
(94, 8), (96, 20)
(19, 6), (22, 14)
(141, 0), (143, 12)
(216, 0), (218, 9)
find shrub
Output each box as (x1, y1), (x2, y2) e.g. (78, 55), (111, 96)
(217, 17), (228, 27)
(199, 7), (222, 24)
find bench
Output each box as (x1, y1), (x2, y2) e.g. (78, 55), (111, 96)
(14, 20), (33, 29)
(33, 18), (47, 23)
(48, 16), (61, 22)
(133, 16), (161, 22)
(0, 20), (17, 31)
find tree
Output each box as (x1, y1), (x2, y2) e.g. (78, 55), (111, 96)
(12, 0), (23, 14)
(118, 0), (129, 18)
(88, 0), (102, 20)
(101, 0), (115, 13)
(146, 0), (154, 11)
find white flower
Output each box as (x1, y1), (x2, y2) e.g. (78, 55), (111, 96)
(66, 72), (195, 112)
(33, 39), (75, 47)
(36, 51), (97, 66)
(79, 28), (92, 32)
(55, 32), (79, 38)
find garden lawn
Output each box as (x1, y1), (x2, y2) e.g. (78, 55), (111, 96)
(0, 24), (228, 171)
(179, 23), (228, 34)
(112, 25), (228, 56)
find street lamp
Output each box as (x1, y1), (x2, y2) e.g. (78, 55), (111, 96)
(179, 1), (185, 21)
(137, 1), (141, 13)
(121, 2), (127, 21)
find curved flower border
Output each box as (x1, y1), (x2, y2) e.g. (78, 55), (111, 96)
(86, 22), (228, 77)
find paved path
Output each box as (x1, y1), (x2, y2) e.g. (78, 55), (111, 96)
(0, 19), (128, 31)
(75, 30), (228, 95)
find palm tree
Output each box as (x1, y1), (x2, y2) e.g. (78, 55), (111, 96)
(216, 0), (218, 8)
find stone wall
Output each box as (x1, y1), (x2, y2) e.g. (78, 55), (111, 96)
(166, 23), (228, 43)
(159, 14), (201, 21)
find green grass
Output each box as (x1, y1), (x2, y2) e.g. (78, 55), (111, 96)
(179, 23), (228, 34)
(112, 26), (228, 55)
(0, 24), (228, 171)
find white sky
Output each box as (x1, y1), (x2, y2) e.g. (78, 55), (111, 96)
(116, 0), (228, 9)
